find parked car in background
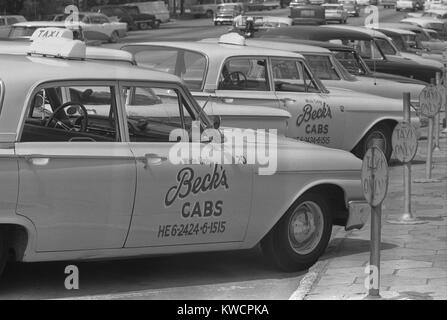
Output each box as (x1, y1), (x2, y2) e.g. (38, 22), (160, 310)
(378, 22), (447, 52)
(290, 5), (326, 25)
(356, 0), (371, 5)
(91, 5), (159, 30)
(38, 12), (127, 43)
(401, 17), (447, 39)
(338, 0), (360, 17)
(0, 15), (26, 38)
(233, 15), (292, 31)
(381, 0), (397, 9)
(231, 38), (426, 101)
(125, 1), (170, 23)
(121, 34), (420, 161)
(322, 3), (349, 24)
(396, 0), (423, 11)
(191, 0), (224, 18)
(372, 26), (444, 62)
(289, 0), (311, 8)
(421, 8), (447, 19)
(257, 25), (442, 83)
(214, 3), (245, 25)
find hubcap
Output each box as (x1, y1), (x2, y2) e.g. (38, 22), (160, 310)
(288, 201), (324, 255)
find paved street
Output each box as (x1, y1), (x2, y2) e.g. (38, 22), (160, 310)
(0, 6), (446, 300)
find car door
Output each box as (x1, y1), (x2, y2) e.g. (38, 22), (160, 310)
(14, 82), (136, 252)
(270, 57), (345, 149)
(214, 56), (281, 110)
(120, 81), (254, 248)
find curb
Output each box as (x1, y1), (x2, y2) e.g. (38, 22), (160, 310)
(289, 228), (352, 300)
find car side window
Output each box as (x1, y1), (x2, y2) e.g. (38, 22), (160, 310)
(20, 85), (119, 143)
(123, 86), (195, 143)
(0, 19), (5, 26)
(218, 57), (269, 91)
(271, 59), (319, 93)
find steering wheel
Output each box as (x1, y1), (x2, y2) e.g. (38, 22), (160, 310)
(46, 102), (89, 132)
(223, 71), (247, 88)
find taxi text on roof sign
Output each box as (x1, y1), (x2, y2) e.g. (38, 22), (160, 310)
(27, 28), (86, 60)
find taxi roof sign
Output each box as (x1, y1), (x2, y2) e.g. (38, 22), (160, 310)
(27, 28), (86, 60)
(218, 32), (246, 46)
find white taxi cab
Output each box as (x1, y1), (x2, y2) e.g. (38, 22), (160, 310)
(120, 33), (420, 161)
(0, 30), (369, 276)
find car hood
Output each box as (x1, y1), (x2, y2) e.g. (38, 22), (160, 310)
(327, 87), (404, 113)
(397, 52), (444, 68)
(369, 71), (427, 85)
(386, 54), (443, 71)
(333, 75), (426, 101)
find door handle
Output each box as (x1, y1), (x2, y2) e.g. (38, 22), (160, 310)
(24, 155), (50, 166)
(280, 98), (296, 104)
(140, 153), (168, 168)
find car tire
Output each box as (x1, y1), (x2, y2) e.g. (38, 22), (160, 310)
(139, 22), (149, 30)
(0, 231), (7, 278)
(261, 193), (333, 272)
(353, 122), (393, 163)
(108, 31), (120, 43)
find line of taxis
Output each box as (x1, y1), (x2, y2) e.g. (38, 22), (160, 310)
(0, 23), (429, 279)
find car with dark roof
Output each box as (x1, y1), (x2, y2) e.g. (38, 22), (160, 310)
(257, 25), (443, 83)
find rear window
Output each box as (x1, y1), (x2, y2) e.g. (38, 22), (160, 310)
(8, 26), (37, 38)
(124, 46), (207, 91)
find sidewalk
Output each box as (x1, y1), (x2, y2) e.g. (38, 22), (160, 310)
(304, 130), (447, 300)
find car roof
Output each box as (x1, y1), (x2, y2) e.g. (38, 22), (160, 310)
(0, 41), (134, 62)
(122, 41), (305, 59)
(402, 17), (447, 25)
(245, 39), (331, 54)
(257, 36), (354, 50)
(323, 25), (389, 39)
(377, 22), (424, 32)
(258, 25), (375, 40)
(375, 27), (415, 36)
(426, 8), (447, 13)
(0, 54), (181, 137)
(12, 21), (67, 27)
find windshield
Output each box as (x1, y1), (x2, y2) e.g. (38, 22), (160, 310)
(303, 54), (340, 80)
(375, 38), (398, 55)
(124, 46), (207, 91)
(330, 39), (385, 60)
(332, 49), (368, 75)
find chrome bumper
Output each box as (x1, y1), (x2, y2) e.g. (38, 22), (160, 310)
(346, 201), (370, 231)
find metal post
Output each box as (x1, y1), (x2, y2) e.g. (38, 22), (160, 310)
(434, 73), (441, 151)
(389, 93), (426, 224)
(444, 65), (447, 131)
(369, 205), (381, 297)
(426, 117), (434, 180)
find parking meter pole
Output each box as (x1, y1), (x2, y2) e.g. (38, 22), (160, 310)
(434, 73), (441, 151)
(444, 66), (447, 131)
(388, 93), (425, 224)
(426, 118), (434, 180)
(369, 204), (381, 298)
